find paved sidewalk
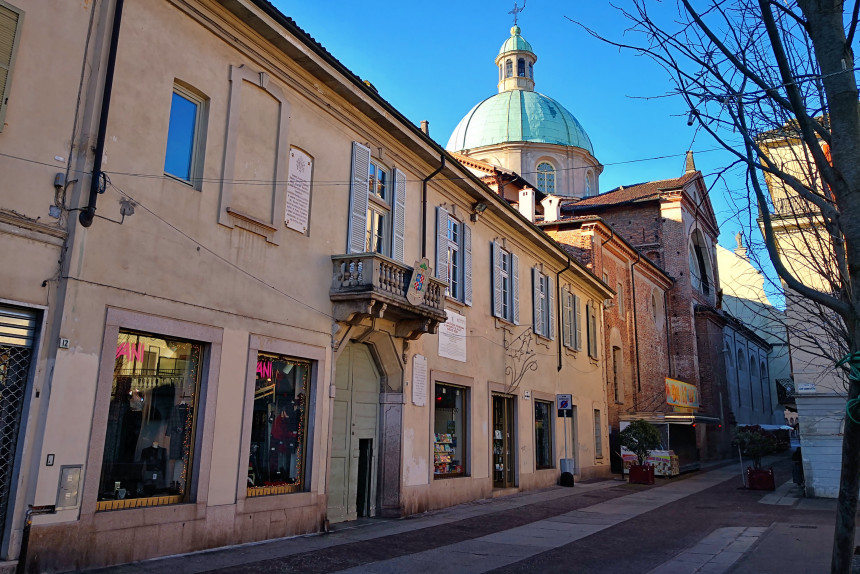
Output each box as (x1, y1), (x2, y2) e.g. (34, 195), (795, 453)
(88, 459), (841, 574)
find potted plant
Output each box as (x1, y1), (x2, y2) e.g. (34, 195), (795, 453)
(734, 425), (778, 490)
(619, 419), (662, 485)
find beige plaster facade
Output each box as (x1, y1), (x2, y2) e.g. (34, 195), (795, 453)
(0, 0), (612, 570)
(760, 134), (846, 497)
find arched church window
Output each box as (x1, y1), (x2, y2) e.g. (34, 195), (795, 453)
(688, 229), (712, 296)
(536, 162), (555, 194)
(517, 58), (526, 77)
(505, 59), (513, 78)
(528, 61), (533, 78)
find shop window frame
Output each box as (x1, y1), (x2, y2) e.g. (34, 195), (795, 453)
(534, 399), (554, 470)
(83, 308), (223, 518)
(239, 335), (324, 507)
(429, 370), (473, 480)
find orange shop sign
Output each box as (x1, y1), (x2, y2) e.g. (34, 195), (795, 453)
(665, 378), (699, 410)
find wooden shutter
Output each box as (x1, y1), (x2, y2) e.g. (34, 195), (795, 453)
(531, 268), (542, 336)
(492, 241), (502, 318)
(436, 206), (449, 284)
(463, 223), (472, 306)
(347, 142), (371, 253)
(391, 168), (406, 262)
(0, 3), (23, 132)
(574, 294), (582, 351)
(562, 290), (572, 348)
(511, 253), (520, 324)
(547, 276), (554, 340)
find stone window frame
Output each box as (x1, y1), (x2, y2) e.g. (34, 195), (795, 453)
(82, 308), (223, 524)
(428, 370), (474, 482)
(164, 81), (209, 189)
(218, 64), (291, 245)
(236, 334), (326, 512)
(536, 162), (555, 195)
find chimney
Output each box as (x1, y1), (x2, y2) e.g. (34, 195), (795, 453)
(734, 230), (748, 259)
(519, 188), (535, 222)
(541, 195), (560, 222)
(685, 150), (697, 174)
(420, 120), (430, 136)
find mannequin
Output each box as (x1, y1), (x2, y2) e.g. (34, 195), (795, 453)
(141, 441), (167, 494)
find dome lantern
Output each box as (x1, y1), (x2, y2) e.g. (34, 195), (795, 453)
(495, 26), (536, 93)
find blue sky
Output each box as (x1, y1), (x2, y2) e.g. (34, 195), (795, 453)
(274, 1), (777, 300)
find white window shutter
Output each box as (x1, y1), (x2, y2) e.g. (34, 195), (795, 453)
(492, 241), (502, 318)
(532, 268), (541, 336)
(436, 206), (449, 284)
(548, 276), (555, 340)
(392, 168), (406, 262)
(574, 294), (582, 351)
(347, 142), (371, 253)
(512, 253), (520, 324)
(463, 223), (472, 306)
(561, 291), (570, 348)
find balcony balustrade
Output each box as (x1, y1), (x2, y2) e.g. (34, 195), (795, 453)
(330, 253), (448, 340)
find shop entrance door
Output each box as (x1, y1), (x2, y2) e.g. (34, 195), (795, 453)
(492, 394), (516, 489)
(0, 306), (38, 550)
(328, 343), (379, 523)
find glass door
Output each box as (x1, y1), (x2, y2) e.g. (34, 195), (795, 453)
(492, 394), (516, 488)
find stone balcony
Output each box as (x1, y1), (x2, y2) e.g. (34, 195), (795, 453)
(330, 253), (448, 340)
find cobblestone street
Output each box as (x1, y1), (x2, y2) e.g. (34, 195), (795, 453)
(88, 456), (838, 574)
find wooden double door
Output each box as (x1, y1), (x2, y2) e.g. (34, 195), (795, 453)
(328, 344), (379, 523)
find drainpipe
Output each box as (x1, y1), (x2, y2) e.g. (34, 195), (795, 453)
(664, 290), (673, 378)
(556, 256), (572, 372)
(631, 253), (642, 408)
(421, 156), (446, 259)
(79, 0), (124, 227)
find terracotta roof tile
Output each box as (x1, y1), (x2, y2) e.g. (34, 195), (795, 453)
(565, 172), (699, 212)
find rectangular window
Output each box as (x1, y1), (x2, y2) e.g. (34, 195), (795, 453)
(366, 206), (387, 254)
(594, 409), (603, 458)
(533, 270), (553, 338)
(534, 400), (553, 469)
(586, 302), (599, 358)
(99, 330), (203, 510)
(434, 383), (467, 478)
(247, 353), (311, 496)
(436, 207), (472, 305)
(492, 241), (518, 323)
(447, 216), (460, 299)
(562, 290), (582, 351)
(164, 85), (206, 186)
(612, 346), (622, 403)
(368, 161), (387, 200)
(365, 160), (390, 254)
(0, 2), (23, 132)
(501, 249), (511, 319)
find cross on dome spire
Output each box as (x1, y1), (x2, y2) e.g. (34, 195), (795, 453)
(508, 0), (526, 26)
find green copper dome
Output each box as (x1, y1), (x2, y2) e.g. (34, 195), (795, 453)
(498, 26), (534, 56)
(446, 90), (594, 154)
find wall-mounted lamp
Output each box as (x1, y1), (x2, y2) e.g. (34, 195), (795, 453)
(471, 201), (488, 222)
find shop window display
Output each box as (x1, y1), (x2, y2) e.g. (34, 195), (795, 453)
(434, 383), (466, 478)
(247, 353), (310, 496)
(98, 330), (202, 510)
